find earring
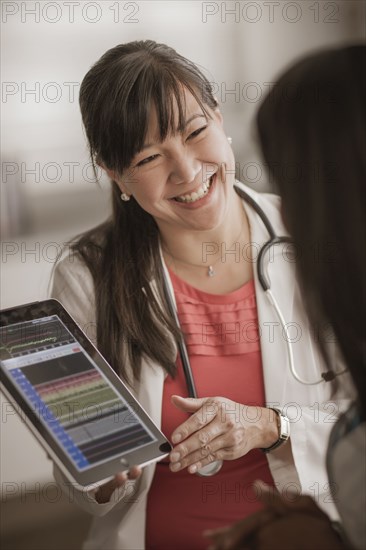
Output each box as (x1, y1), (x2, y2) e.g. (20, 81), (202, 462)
(121, 192), (131, 202)
(227, 136), (233, 145)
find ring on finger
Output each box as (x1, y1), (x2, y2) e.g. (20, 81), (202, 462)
(201, 443), (212, 456)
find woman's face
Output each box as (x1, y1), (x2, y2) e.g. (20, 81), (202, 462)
(111, 89), (236, 237)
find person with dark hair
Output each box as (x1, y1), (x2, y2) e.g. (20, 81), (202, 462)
(50, 41), (354, 550)
(206, 44), (365, 550)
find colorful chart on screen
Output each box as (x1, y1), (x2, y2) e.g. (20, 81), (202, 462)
(0, 301), (171, 487)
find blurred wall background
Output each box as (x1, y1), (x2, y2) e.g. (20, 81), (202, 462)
(1, 1), (365, 548)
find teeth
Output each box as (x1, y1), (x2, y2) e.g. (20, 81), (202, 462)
(174, 177), (213, 203)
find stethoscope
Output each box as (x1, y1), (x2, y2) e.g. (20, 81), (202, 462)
(160, 185), (347, 475)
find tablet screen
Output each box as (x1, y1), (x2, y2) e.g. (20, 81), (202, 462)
(0, 314), (156, 472)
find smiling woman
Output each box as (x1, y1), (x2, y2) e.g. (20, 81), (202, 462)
(105, 89), (241, 238)
(50, 40), (353, 550)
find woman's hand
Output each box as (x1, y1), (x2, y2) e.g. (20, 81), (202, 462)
(94, 466), (142, 504)
(204, 481), (346, 550)
(169, 396), (280, 473)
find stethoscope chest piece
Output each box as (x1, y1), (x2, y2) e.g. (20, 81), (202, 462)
(196, 459), (223, 477)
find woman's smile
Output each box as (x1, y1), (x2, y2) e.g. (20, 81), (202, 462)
(170, 173), (215, 207)
(112, 89), (236, 234)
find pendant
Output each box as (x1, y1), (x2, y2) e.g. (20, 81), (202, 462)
(207, 265), (215, 277)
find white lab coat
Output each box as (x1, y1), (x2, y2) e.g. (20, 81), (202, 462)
(51, 181), (353, 550)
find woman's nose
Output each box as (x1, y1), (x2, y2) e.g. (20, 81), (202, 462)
(169, 154), (202, 186)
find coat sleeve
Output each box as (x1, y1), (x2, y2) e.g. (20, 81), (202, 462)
(265, 288), (355, 520)
(52, 462), (142, 517)
(49, 255), (146, 516)
(283, 293), (356, 518)
(285, 396), (353, 518)
(50, 255), (97, 344)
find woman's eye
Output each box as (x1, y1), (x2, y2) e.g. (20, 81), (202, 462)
(188, 126), (207, 140)
(136, 154), (159, 167)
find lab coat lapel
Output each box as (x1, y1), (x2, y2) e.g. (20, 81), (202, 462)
(240, 185), (297, 405)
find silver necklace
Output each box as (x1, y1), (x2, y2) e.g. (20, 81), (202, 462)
(207, 265), (215, 277)
(163, 224), (245, 278)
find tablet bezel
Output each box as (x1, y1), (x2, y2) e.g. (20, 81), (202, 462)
(0, 299), (172, 489)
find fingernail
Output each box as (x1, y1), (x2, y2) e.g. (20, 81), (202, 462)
(254, 480), (269, 490)
(170, 452), (180, 462)
(172, 433), (182, 444)
(189, 464), (197, 474)
(254, 480), (272, 494)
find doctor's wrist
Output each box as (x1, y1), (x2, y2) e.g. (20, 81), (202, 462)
(258, 407), (282, 449)
(260, 407), (290, 453)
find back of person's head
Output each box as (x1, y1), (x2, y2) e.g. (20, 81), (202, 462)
(79, 40), (217, 178)
(256, 45), (366, 412)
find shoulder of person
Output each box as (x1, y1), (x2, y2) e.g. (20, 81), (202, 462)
(50, 250), (96, 340)
(50, 221), (110, 300)
(51, 251), (94, 298)
(327, 409), (366, 550)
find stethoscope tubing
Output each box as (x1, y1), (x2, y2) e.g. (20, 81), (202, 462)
(158, 185), (346, 476)
(161, 264), (198, 398)
(160, 185), (346, 395)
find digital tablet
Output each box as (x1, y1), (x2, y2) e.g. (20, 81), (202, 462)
(0, 299), (171, 489)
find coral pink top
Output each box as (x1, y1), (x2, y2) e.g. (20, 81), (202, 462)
(145, 270), (274, 550)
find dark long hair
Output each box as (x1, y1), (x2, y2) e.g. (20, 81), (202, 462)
(73, 40), (217, 383)
(256, 45), (366, 415)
